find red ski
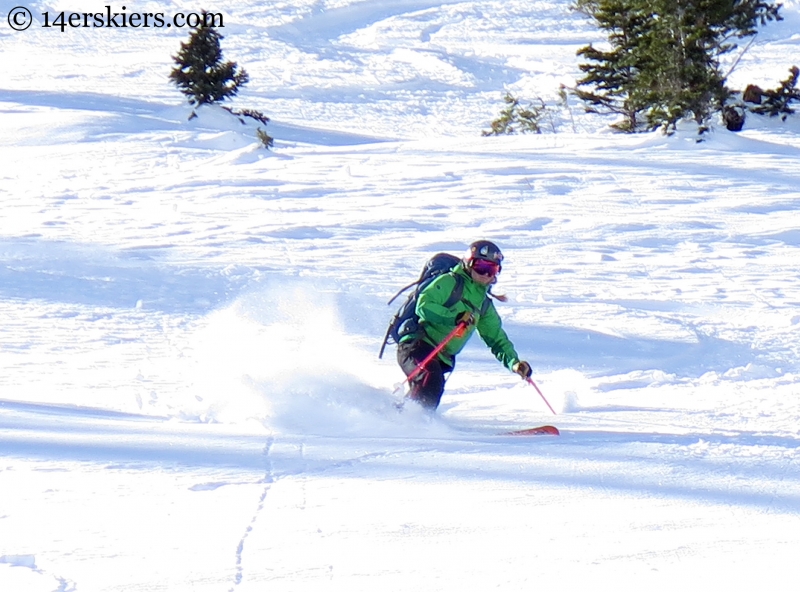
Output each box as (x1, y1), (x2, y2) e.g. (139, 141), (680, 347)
(503, 425), (560, 436)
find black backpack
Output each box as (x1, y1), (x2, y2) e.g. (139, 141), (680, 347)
(378, 253), (489, 358)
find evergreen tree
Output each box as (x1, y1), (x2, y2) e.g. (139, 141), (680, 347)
(752, 66), (800, 120)
(575, 0), (782, 133)
(169, 16), (249, 106)
(483, 93), (546, 135)
(574, 0), (653, 131)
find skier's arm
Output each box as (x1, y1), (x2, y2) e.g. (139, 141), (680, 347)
(476, 301), (520, 370)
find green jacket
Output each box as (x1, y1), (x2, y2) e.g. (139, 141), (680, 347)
(402, 263), (520, 369)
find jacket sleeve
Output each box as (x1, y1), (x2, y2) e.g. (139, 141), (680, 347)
(476, 300), (520, 370)
(416, 274), (461, 327)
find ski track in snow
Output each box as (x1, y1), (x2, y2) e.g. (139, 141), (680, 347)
(3, 0), (800, 589)
(230, 436), (275, 590)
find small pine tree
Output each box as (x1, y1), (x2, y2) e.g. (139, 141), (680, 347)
(483, 93), (545, 136)
(752, 66), (800, 120)
(256, 127), (274, 150)
(169, 15), (249, 107)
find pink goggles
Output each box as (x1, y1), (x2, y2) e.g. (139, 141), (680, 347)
(471, 259), (500, 276)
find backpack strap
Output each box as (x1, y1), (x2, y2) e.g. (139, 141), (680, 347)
(442, 274), (491, 317)
(386, 280), (419, 305)
(480, 296), (491, 315)
(442, 274), (464, 308)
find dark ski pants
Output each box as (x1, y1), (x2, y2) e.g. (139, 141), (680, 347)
(397, 339), (454, 410)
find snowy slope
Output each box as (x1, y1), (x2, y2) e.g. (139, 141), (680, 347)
(2, 1), (800, 590)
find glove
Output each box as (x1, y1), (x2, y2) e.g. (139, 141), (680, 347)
(512, 361), (532, 379)
(455, 311), (476, 327)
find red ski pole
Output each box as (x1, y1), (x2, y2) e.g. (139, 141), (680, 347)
(396, 322), (467, 393)
(526, 377), (557, 415)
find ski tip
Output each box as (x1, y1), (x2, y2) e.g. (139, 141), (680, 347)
(503, 425), (560, 436)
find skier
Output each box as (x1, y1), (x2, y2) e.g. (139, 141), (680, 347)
(397, 240), (532, 410)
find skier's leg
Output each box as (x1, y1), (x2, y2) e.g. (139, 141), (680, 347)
(397, 339), (452, 410)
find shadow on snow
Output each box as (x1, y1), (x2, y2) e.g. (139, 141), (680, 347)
(458, 320), (755, 379)
(2, 399), (799, 514)
(0, 237), (243, 314)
